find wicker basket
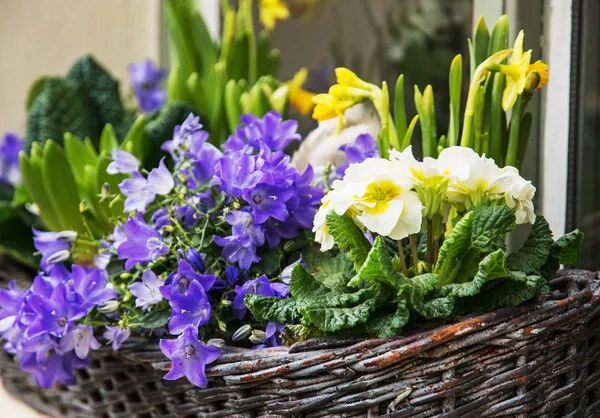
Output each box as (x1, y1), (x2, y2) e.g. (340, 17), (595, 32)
(1, 267), (600, 418)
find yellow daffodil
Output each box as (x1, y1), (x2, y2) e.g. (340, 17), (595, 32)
(259, 0), (290, 31)
(528, 60), (549, 89)
(335, 68), (373, 91)
(312, 94), (356, 133)
(288, 68), (316, 116)
(500, 31), (532, 111)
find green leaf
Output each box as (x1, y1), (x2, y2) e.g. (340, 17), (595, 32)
(99, 124), (119, 154)
(130, 310), (170, 329)
(25, 76), (49, 111)
(471, 204), (516, 252)
(167, 65), (189, 103)
(64, 133), (98, 188)
(302, 247), (354, 292)
(298, 296), (378, 332)
(367, 296), (409, 337)
(472, 16), (490, 71)
(454, 247), (480, 284)
(394, 74), (407, 145)
(282, 324), (326, 345)
(255, 246), (282, 276)
(552, 230), (584, 265)
(356, 237), (410, 290)
(326, 212), (372, 271)
(120, 115), (147, 161)
(19, 152), (61, 231)
(409, 273), (454, 319)
(447, 54), (462, 147)
(41, 141), (85, 232)
(444, 249), (511, 298)
(507, 215), (554, 273)
(244, 294), (300, 322)
(289, 264), (328, 300)
(67, 55), (129, 143)
(25, 77), (91, 153)
(435, 210), (474, 286)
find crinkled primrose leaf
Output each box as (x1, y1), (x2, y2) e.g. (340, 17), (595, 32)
(325, 212), (372, 271)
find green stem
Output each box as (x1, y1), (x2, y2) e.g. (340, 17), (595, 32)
(426, 219), (433, 265)
(409, 235), (419, 270)
(396, 240), (408, 277)
(505, 95), (522, 167)
(459, 84), (478, 147)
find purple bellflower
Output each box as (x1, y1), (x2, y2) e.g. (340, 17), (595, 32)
(232, 275), (289, 320)
(119, 159), (174, 213)
(159, 260), (216, 300)
(252, 321), (285, 350)
(168, 280), (212, 334)
(0, 132), (23, 185)
(129, 270), (164, 310)
(106, 149), (140, 175)
(60, 325), (101, 359)
(223, 112), (301, 154)
(337, 133), (380, 177)
(71, 266), (117, 308)
(116, 215), (170, 271)
(103, 325), (131, 351)
(159, 324), (221, 388)
(129, 59), (166, 113)
(33, 228), (77, 272)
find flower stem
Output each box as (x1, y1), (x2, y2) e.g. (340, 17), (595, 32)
(396, 240), (408, 276)
(426, 219), (433, 265)
(505, 95), (523, 167)
(459, 84), (478, 147)
(409, 235), (419, 269)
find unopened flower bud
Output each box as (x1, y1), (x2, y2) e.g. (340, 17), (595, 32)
(56, 230), (77, 242)
(185, 248), (206, 273)
(46, 250), (70, 265)
(220, 299), (232, 307)
(120, 272), (132, 280)
(249, 330), (267, 344)
(99, 300), (119, 313)
(79, 200), (88, 213)
(283, 241), (296, 253)
(232, 324), (252, 341)
(524, 71), (541, 95)
(101, 183), (111, 199)
(207, 338), (225, 348)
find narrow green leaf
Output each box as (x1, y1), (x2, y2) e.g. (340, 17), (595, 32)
(489, 73), (506, 165)
(473, 16), (490, 70)
(488, 15), (509, 56)
(401, 115), (420, 151)
(19, 152), (61, 231)
(64, 133), (97, 188)
(224, 80), (244, 133)
(120, 115), (147, 162)
(41, 141), (85, 232)
(517, 111), (533, 170)
(244, 294), (300, 322)
(166, 65), (189, 103)
(99, 124), (119, 154)
(325, 212), (372, 271)
(416, 85), (437, 158)
(395, 74), (407, 143)
(447, 55), (462, 147)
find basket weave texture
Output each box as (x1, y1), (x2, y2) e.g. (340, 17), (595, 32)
(1, 268), (600, 418)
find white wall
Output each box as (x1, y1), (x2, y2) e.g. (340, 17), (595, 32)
(0, 0), (163, 134)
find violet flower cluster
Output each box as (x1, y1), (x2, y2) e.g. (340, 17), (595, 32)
(0, 132), (23, 186)
(129, 59), (167, 113)
(0, 258), (117, 388)
(0, 111), (323, 390)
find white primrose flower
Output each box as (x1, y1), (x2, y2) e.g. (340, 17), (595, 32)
(499, 167), (536, 224)
(313, 193), (336, 251)
(323, 158), (423, 241)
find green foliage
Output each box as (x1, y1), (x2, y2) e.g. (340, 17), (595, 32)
(247, 203), (584, 339)
(25, 56), (132, 153)
(325, 213), (372, 271)
(130, 310), (171, 329)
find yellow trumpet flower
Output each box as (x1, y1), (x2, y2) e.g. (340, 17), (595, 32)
(500, 31), (532, 111)
(259, 0), (290, 31)
(312, 94), (356, 133)
(528, 60), (549, 89)
(288, 68), (316, 116)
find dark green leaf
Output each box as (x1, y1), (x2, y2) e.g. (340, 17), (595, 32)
(435, 210), (474, 286)
(444, 249), (511, 298)
(326, 212), (372, 271)
(409, 273), (454, 319)
(289, 264), (328, 300)
(356, 237), (410, 290)
(255, 246), (282, 276)
(130, 310), (170, 329)
(298, 296), (378, 332)
(471, 204), (516, 252)
(367, 296), (410, 337)
(553, 230), (584, 265)
(282, 324), (326, 345)
(507, 215), (553, 273)
(244, 294), (300, 322)
(302, 247), (354, 292)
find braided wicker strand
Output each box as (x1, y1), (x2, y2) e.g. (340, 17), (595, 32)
(1, 269), (600, 417)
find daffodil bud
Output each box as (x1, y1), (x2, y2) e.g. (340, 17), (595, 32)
(524, 71), (541, 95)
(249, 330), (267, 344)
(232, 325), (252, 341)
(99, 300), (119, 313)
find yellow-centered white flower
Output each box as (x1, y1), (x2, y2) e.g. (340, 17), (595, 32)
(499, 167), (536, 224)
(313, 194), (335, 251)
(324, 158), (423, 240)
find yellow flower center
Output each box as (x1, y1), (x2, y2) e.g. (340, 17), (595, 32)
(357, 180), (402, 214)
